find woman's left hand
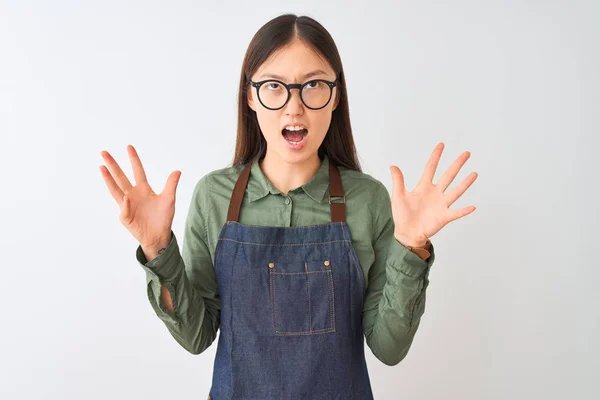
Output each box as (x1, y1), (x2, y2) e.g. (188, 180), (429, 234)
(389, 142), (478, 247)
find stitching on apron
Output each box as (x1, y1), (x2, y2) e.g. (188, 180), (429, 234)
(270, 271), (332, 275)
(213, 222), (230, 267)
(349, 251), (365, 295)
(270, 271), (277, 332)
(341, 222), (365, 294)
(306, 262), (311, 334)
(227, 221), (345, 229)
(217, 238), (350, 246)
(275, 327), (335, 335)
(328, 269), (335, 331)
(271, 263), (335, 336)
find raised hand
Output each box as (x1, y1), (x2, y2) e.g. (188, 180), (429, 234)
(389, 142), (478, 247)
(99, 144), (182, 251)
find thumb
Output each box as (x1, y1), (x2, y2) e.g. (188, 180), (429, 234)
(389, 165), (405, 198)
(163, 170), (182, 200)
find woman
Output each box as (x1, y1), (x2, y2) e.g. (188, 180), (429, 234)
(100, 13), (477, 399)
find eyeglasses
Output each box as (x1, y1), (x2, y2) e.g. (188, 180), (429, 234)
(248, 78), (338, 110)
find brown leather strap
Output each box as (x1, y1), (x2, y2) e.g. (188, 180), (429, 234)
(226, 163), (251, 222)
(405, 239), (432, 260)
(328, 160), (346, 223)
(226, 158), (346, 223)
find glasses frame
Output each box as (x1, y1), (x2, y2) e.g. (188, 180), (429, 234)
(248, 78), (339, 110)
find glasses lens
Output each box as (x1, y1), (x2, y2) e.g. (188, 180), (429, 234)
(258, 81), (288, 109)
(257, 80), (333, 109)
(301, 80), (332, 109)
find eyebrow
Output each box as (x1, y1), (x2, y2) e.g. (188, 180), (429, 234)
(258, 69), (331, 81)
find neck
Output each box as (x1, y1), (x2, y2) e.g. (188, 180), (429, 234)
(259, 152), (322, 196)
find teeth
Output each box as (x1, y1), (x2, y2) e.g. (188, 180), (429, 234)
(283, 125), (308, 145)
(284, 126), (306, 131)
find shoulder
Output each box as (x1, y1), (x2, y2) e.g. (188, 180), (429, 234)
(337, 165), (391, 229)
(182, 165), (244, 217)
(337, 164), (388, 198)
(191, 164), (245, 194)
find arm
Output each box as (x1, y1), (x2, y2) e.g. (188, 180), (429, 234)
(135, 176), (220, 355)
(362, 182), (436, 366)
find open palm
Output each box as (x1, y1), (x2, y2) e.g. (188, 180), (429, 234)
(390, 143), (478, 247)
(99, 144), (182, 249)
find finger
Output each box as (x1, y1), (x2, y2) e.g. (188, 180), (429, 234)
(419, 142), (444, 185)
(100, 150), (134, 193)
(444, 172), (478, 206)
(437, 151), (471, 192)
(447, 205), (476, 223)
(162, 170), (182, 200)
(127, 144), (149, 186)
(389, 165), (405, 197)
(99, 164), (124, 204)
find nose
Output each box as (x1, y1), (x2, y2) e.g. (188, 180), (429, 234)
(284, 87), (304, 115)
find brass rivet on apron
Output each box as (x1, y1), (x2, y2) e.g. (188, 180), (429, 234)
(324, 260), (330, 266)
(269, 262), (275, 268)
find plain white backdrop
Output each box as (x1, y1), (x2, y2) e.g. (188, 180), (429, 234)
(1, 1), (598, 399)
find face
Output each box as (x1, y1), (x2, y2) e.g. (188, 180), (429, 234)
(247, 39), (339, 165)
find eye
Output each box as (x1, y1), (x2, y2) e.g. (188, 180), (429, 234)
(304, 80), (319, 89)
(265, 82), (282, 90)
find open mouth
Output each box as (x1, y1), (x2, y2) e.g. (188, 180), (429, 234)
(282, 128), (308, 144)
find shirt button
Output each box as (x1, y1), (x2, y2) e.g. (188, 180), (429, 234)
(284, 197), (291, 205)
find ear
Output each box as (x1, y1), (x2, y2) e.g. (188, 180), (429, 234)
(332, 87), (340, 111)
(247, 88), (256, 112)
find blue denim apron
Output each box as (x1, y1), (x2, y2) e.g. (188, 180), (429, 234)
(208, 159), (373, 399)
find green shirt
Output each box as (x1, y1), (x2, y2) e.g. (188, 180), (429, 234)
(136, 153), (435, 366)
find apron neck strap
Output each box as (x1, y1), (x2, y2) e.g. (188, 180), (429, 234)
(226, 158), (346, 223)
(328, 159), (346, 223)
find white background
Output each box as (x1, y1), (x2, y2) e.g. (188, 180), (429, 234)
(1, 0), (598, 399)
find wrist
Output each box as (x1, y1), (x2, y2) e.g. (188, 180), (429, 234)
(394, 232), (428, 248)
(142, 232), (172, 256)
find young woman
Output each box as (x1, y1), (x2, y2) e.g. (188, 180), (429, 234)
(100, 13), (477, 400)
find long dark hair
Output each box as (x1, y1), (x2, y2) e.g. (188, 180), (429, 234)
(231, 14), (362, 172)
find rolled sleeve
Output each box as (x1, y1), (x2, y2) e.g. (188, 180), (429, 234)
(136, 230), (182, 281)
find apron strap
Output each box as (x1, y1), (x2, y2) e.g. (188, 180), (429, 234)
(328, 160), (346, 223)
(226, 162), (251, 223)
(226, 157), (346, 223)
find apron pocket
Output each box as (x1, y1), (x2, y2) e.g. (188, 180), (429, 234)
(269, 259), (335, 335)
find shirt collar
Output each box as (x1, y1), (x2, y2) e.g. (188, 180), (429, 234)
(246, 154), (331, 204)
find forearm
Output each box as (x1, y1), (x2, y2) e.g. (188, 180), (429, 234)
(364, 239), (435, 366)
(148, 259), (219, 355)
(137, 232), (220, 355)
(366, 264), (431, 365)
(143, 240), (177, 313)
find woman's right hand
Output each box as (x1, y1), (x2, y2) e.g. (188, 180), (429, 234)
(99, 144), (182, 252)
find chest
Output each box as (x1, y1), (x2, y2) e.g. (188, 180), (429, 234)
(204, 189), (378, 287)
